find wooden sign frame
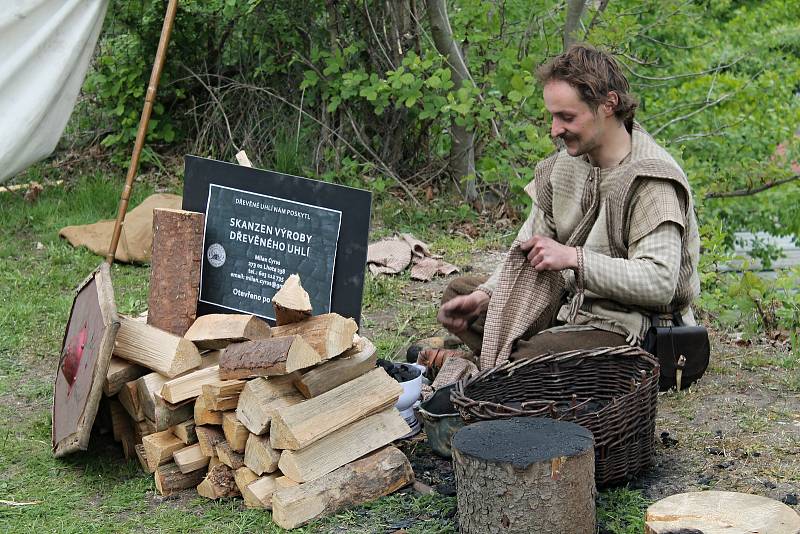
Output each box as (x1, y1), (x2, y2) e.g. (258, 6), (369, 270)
(52, 263), (120, 457)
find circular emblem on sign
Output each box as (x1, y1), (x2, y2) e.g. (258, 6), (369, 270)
(207, 243), (226, 267)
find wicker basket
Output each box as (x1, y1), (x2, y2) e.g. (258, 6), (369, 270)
(450, 346), (659, 487)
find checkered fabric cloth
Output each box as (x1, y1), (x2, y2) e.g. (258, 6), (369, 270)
(479, 124), (701, 370)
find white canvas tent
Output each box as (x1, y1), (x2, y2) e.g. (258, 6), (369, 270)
(0, 0), (109, 184)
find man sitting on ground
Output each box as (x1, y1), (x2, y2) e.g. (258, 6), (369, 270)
(428, 44), (700, 372)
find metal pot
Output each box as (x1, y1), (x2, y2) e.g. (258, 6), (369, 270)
(417, 384), (465, 458)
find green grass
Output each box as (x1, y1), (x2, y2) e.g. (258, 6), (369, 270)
(596, 488), (648, 534)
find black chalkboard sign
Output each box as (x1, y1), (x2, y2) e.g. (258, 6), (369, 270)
(183, 156), (371, 324)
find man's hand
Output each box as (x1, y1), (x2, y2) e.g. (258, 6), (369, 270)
(437, 290), (490, 334)
(519, 234), (577, 271)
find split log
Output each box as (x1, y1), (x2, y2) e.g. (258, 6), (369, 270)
(185, 314), (271, 350)
(452, 417), (596, 534)
(216, 441), (245, 470)
(136, 372), (194, 430)
(242, 474), (280, 509)
(645, 491), (800, 534)
(201, 380), (244, 411)
(114, 316), (201, 377)
(155, 461), (206, 496)
(294, 337), (377, 398)
(236, 375), (304, 435)
(160, 365), (231, 404)
(118, 380), (144, 422)
(143, 429), (186, 472)
(271, 446), (414, 530)
(219, 336), (321, 379)
(135, 444), (150, 472)
(279, 408), (410, 483)
(244, 433), (281, 475)
(272, 274), (312, 325)
(197, 464), (240, 499)
(147, 209), (204, 336)
(196, 426), (226, 457)
(270, 368), (402, 450)
(172, 443), (209, 474)
(234, 467), (259, 495)
(271, 313), (358, 359)
(171, 419), (197, 445)
(104, 357), (146, 396)
(194, 394), (223, 426)
(222, 412), (249, 453)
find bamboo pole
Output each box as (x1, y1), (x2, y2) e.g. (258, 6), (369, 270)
(106, 0), (179, 264)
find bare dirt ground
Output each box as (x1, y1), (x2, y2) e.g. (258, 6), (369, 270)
(363, 248), (800, 524)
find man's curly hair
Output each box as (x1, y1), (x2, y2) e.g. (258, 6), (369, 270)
(536, 44), (638, 130)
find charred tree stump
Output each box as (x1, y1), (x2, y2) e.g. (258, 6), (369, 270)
(452, 417), (596, 534)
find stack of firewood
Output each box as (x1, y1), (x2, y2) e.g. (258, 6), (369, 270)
(100, 209), (414, 530)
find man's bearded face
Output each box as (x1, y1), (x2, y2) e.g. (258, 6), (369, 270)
(543, 80), (609, 159)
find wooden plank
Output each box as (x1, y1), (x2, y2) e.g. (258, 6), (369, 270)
(270, 313), (358, 359)
(279, 408), (410, 483)
(197, 464), (240, 499)
(222, 412), (249, 453)
(271, 446), (413, 530)
(114, 316), (201, 377)
(147, 209), (204, 336)
(244, 433), (280, 475)
(196, 426), (226, 457)
(185, 314), (271, 350)
(219, 336), (321, 379)
(272, 274), (312, 325)
(170, 419), (197, 445)
(216, 441), (245, 470)
(172, 443), (210, 474)
(155, 461), (206, 496)
(294, 337), (377, 398)
(118, 380), (144, 422)
(104, 357), (146, 396)
(242, 474), (280, 509)
(160, 365), (227, 404)
(236, 376), (304, 435)
(270, 368), (402, 450)
(143, 429), (185, 472)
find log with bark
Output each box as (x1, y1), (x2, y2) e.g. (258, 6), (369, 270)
(271, 446), (414, 530)
(271, 313), (357, 359)
(147, 209), (204, 336)
(155, 462), (207, 496)
(452, 417), (596, 534)
(219, 336), (321, 379)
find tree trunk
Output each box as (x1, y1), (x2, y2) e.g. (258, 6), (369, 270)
(427, 0), (478, 202)
(563, 0), (586, 51)
(452, 417), (596, 534)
